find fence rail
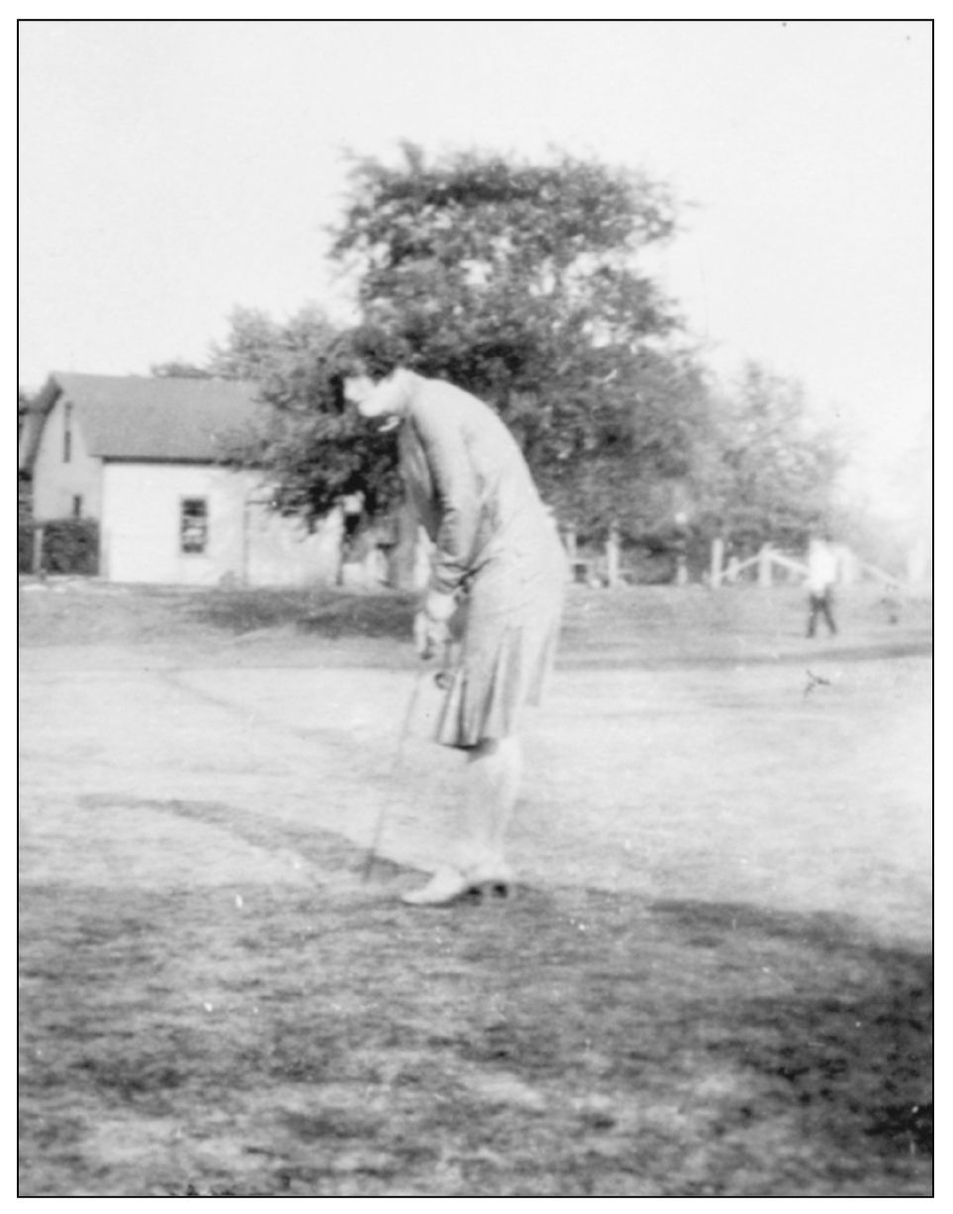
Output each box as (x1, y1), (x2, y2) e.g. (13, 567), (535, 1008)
(565, 532), (927, 595)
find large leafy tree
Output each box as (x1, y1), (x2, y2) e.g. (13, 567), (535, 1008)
(330, 144), (709, 537)
(163, 148), (842, 557)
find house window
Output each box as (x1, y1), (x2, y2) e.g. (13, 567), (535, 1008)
(180, 497), (209, 554)
(63, 403), (73, 463)
(72, 495), (83, 518)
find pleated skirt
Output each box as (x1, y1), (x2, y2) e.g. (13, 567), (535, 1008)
(434, 527), (567, 749)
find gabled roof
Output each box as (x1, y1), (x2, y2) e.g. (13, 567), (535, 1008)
(18, 372), (265, 470)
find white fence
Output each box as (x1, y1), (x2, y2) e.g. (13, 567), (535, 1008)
(562, 527), (929, 596)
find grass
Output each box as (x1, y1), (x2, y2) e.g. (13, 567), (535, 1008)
(200, 586), (418, 639)
(17, 575), (932, 653)
(19, 828), (932, 1196)
(18, 578), (933, 1195)
(17, 579), (418, 646)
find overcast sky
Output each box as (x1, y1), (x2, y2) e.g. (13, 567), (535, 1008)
(18, 19), (932, 515)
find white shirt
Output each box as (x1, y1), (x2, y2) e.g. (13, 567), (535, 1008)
(807, 540), (838, 593)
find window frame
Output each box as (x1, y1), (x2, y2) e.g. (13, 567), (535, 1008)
(179, 495), (210, 556)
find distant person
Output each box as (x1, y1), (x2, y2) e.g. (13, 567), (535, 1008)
(341, 327), (567, 906)
(806, 533), (839, 638)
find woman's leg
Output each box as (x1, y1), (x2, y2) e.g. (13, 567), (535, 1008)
(401, 736), (522, 905)
(459, 735), (522, 880)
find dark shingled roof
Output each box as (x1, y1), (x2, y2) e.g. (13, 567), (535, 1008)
(49, 372), (265, 462)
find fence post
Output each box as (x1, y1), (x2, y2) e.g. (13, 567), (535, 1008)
(710, 537), (724, 589)
(32, 524), (45, 576)
(757, 544), (772, 589)
(606, 524), (620, 589)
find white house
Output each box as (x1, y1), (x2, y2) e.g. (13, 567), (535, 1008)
(18, 372), (345, 587)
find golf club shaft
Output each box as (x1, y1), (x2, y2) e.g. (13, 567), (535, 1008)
(362, 662), (430, 882)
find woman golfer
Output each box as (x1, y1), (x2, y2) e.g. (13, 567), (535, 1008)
(342, 328), (566, 906)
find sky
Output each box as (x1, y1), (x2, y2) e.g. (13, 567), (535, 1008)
(18, 19), (932, 521)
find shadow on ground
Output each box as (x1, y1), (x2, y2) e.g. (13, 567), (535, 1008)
(19, 808), (932, 1197)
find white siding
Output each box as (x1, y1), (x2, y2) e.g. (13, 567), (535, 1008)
(31, 396), (103, 520)
(101, 463), (343, 587)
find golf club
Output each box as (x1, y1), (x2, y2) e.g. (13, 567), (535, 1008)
(361, 640), (455, 882)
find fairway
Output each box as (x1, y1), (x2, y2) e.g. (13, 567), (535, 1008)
(18, 582), (932, 1196)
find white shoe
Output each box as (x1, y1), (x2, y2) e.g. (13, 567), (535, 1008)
(400, 867), (474, 907)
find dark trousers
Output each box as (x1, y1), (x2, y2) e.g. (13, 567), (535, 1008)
(807, 589), (837, 637)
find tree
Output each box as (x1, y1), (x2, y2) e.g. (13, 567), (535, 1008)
(211, 305), (402, 521)
(150, 360), (213, 378)
(330, 144), (708, 538)
(695, 362), (844, 553)
(173, 148), (840, 563)
(207, 306), (325, 382)
(18, 386), (32, 435)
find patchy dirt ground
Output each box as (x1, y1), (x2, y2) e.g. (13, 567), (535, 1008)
(18, 580), (932, 1196)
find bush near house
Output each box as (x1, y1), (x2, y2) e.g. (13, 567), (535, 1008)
(18, 519), (100, 576)
(17, 525), (35, 574)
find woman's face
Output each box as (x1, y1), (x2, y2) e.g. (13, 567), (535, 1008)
(342, 372), (379, 413)
(344, 367), (405, 423)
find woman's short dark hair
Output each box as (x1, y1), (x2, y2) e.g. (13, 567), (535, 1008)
(337, 325), (410, 382)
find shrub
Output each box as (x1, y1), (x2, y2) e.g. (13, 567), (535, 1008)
(17, 525), (35, 573)
(20, 519), (101, 575)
